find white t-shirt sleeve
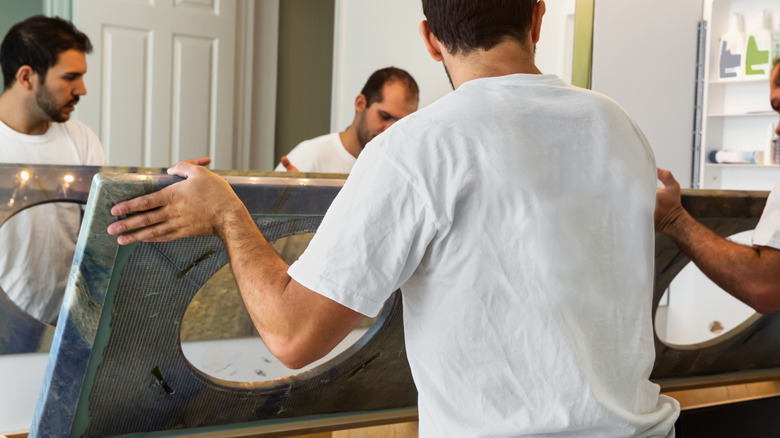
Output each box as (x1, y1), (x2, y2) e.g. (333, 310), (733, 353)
(753, 177), (780, 250)
(287, 143), (439, 317)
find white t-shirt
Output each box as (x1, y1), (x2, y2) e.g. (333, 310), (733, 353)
(753, 176), (780, 249)
(0, 119), (105, 324)
(275, 132), (356, 173)
(289, 74), (679, 436)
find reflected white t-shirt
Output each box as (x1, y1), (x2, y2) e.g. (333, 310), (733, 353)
(275, 132), (356, 174)
(753, 176), (780, 249)
(289, 74), (679, 436)
(0, 119), (105, 324)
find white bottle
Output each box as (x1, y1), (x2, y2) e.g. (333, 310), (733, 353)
(709, 150), (764, 164)
(765, 123), (775, 165)
(718, 13), (744, 81)
(744, 10), (772, 79)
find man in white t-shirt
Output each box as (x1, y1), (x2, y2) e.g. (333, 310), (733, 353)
(655, 58), (780, 315)
(275, 67), (419, 174)
(109, 0), (679, 435)
(0, 16), (105, 324)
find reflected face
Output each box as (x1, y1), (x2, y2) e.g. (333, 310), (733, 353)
(355, 82), (419, 148)
(772, 64), (780, 136)
(34, 49), (88, 123)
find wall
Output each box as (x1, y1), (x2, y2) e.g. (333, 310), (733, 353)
(0, 0), (45, 86)
(536, 0), (577, 82)
(331, 0), (451, 132)
(274, 0), (335, 164)
(591, 0), (704, 188)
(330, 0), (577, 133)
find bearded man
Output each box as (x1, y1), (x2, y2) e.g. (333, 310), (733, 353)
(275, 67), (419, 174)
(0, 15), (105, 324)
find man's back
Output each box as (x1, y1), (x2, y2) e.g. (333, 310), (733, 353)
(291, 74), (679, 436)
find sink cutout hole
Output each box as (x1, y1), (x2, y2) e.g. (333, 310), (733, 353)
(181, 232), (376, 383)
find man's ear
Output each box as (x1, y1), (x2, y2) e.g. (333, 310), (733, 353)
(530, 0), (546, 45)
(419, 20), (444, 62)
(354, 93), (367, 112)
(15, 66), (37, 91)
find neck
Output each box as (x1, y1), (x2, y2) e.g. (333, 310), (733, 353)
(339, 123), (362, 159)
(444, 40), (542, 89)
(0, 90), (50, 135)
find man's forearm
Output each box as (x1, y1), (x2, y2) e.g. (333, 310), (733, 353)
(215, 204), (300, 353)
(215, 203), (363, 368)
(662, 210), (780, 313)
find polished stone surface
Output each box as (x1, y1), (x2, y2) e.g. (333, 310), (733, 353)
(25, 174), (780, 436)
(0, 165), (334, 354)
(30, 172), (418, 437)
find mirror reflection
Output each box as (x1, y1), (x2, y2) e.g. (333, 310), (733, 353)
(0, 1), (592, 357)
(181, 234), (375, 382)
(1, 202), (83, 326)
(655, 230), (762, 349)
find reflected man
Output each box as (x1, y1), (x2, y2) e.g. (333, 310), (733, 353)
(655, 58), (780, 315)
(108, 0), (679, 435)
(276, 67), (419, 173)
(0, 16), (105, 324)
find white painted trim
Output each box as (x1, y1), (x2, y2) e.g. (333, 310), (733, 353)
(44, 0), (72, 20)
(233, 0), (255, 170)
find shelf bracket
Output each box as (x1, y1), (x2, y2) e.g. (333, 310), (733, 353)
(692, 20), (707, 189)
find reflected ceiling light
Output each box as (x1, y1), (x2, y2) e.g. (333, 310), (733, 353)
(20, 171), (30, 181)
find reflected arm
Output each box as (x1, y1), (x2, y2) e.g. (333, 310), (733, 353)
(656, 168), (780, 314)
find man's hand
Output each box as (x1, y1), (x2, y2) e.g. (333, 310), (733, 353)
(107, 160), (244, 245)
(280, 156), (300, 173)
(655, 168), (686, 233)
(183, 157), (212, 167)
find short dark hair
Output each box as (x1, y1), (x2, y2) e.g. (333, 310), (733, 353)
(1, 15), (92, 90)
(360, 67), (419, 107)
(422, 0), (537, 55)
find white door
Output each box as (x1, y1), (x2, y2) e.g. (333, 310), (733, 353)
(74, 0), (237, 168)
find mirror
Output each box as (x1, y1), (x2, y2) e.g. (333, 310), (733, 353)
(0, 203), (82, 326)
(0, 0), (596, 358)
(655, 230), (762, 349)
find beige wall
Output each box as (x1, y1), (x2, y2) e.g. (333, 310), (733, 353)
(274, 0), (335, 164)
(592, 0), (704, 188)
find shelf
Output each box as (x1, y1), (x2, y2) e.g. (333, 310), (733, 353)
(709, 77), (772, 85)
(708, 112), (777, 118)
(705, 163), (780, 168)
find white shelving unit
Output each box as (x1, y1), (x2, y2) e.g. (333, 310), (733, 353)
(699, 0), (780, 190)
